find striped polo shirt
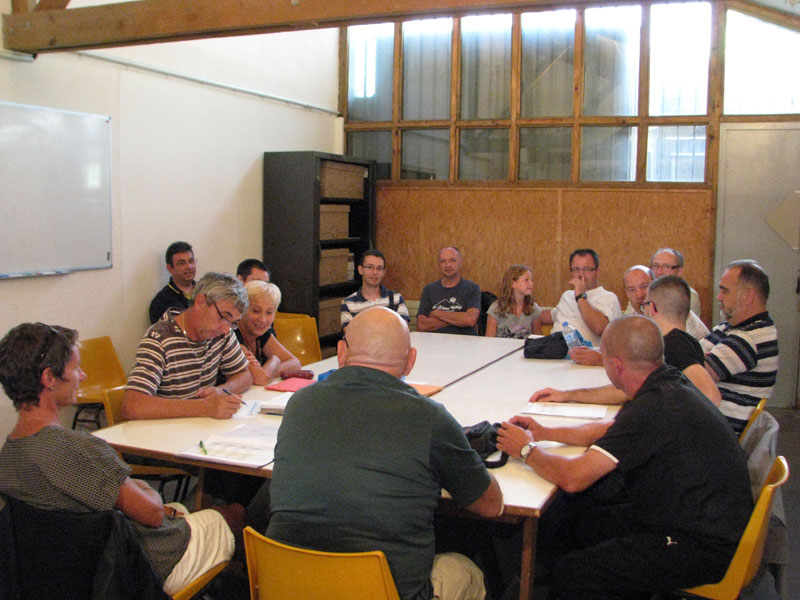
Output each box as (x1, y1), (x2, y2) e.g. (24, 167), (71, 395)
(127, 309), (249, 398)
(701, 312), (778, 433)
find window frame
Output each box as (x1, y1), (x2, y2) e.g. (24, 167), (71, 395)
(340, 0), (800, 187)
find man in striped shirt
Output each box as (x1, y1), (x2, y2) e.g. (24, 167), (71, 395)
(701, 260), (778, 434)
(124, 272), (252, 420)
(340, 249), (409, 329)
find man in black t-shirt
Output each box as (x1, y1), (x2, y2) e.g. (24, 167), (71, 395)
(641, 275), (720, 405)
(498, 315), (752, 600)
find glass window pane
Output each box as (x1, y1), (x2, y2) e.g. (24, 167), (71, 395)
(403, 19), (453, 121)
(347, 24), (394, 122)
(584, 6), (641, 117)
(347, 131), (393, 180)
(401, 129), (449, 180)
(580, 126), (637, 181)
(519, 127), (572, 180)
(650, 3), (710, 116)
(460, 14), (512, 120)
(646, 126), (706, 182)
(459, 129), (509, 180)
(725, 11), (800, 115)
(520, 10), (576, 118)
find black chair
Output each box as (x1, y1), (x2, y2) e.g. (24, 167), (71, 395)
(1, 496), (168, 600)
(478, 291), (498, 336)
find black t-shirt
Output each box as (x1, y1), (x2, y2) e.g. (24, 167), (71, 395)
(663, 328), (704, 372)
(593, 365), (752, 546)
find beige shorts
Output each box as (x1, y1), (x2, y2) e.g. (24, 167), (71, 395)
(162, 503), (235, 595)
(431, 552), (486, 600)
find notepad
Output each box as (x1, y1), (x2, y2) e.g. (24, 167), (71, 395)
(256, 391), (293, 415)
(265, 377), (316, 393)
(407, 382), (443, 397)
(177, 423), (279, 468)
(522, 402), (607, 420)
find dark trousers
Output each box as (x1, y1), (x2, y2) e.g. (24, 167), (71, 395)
(538, 476), (734, 600)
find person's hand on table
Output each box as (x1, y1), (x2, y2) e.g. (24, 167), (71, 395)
(530, 387), (568, 403)
(568, 346), (602, 366)
(497, 421), (535, 459)
(202, 390), (242, 419)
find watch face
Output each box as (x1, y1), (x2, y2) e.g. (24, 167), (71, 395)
(521, 442), (534, 459)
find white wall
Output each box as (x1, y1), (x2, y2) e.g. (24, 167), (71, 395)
(0, 19), (341, 443)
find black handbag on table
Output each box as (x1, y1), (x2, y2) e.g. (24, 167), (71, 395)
(523, 331), (568, 359)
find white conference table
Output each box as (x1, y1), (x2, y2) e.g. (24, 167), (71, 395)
(432, 351), (614, 600)
(94, 333), (614, 600)
(310, 330), (524, 387)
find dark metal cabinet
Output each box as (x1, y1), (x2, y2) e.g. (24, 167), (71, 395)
(262, 151), (375, 343)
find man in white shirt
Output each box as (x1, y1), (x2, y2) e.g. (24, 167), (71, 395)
(541, 248), (621, 348)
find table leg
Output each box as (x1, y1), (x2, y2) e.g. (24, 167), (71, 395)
(194, 467), (208, 510)
(518, 516), (538, 600)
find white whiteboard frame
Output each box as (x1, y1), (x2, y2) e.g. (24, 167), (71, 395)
(0, 101), (112, 279)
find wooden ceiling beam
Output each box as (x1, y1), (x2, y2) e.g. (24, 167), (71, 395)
(2, 0), (551, 54)
(34, 1), (72, 12)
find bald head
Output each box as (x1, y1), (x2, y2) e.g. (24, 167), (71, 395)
(338, 307), (416, 378)
(601, 315), (664, 369)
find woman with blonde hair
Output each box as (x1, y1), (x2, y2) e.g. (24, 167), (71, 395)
(236, 281), (301, 384)
(485, 265), (542, 338)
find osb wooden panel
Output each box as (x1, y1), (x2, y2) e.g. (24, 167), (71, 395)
(376, 187), (716, 324)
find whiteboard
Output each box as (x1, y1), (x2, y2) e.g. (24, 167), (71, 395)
(0, 101), (112, 278)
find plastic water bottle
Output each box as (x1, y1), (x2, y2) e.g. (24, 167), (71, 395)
(562, 322), (582, 352)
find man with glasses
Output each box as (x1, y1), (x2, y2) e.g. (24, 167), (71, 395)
(124, 272), (252, 420)
(340, 249), (409, 329)
(541, 248), (621, 348)
(650, 247), (702, 317)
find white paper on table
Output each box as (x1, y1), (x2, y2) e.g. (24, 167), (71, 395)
(522, 402), (607, 420)
(177, 423), (280, 468)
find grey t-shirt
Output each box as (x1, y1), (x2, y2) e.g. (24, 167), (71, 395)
(487, 300), (542, 338)
(0, 426), (190, 581)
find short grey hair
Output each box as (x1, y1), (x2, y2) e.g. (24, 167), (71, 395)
(245, 280), (282, 308)
(196, 272), (248, 314)
(651, 248), (684, 268)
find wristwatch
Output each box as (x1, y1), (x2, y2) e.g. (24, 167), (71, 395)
(575, 292), (587, 301)
(520, 441), (537, 461)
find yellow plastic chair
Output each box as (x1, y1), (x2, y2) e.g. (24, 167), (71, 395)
(243, 526), (400, 600)
(681, 455), (789, 600)
(171, 560), (229, 600)
(103, 386), (192, 503)
(275, 311), (312, 319)
(739, 398), (768, 442)
(72, 336), (128, 429)
(273, 315), (322, 366)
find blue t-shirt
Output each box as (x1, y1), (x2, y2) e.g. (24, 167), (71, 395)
(418, 278), (481, 335)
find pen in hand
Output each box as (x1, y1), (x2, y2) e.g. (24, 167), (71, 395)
(199, 440), (208, 455)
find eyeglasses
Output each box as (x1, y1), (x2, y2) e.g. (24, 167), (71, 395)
(211, 301), (239, 329)
(361, 264), (385, 272)
(36, 324), (61, 366)
(639, 300), (656, 313)
(650, 263), (679, 271)
(570, 267), (597, 274)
